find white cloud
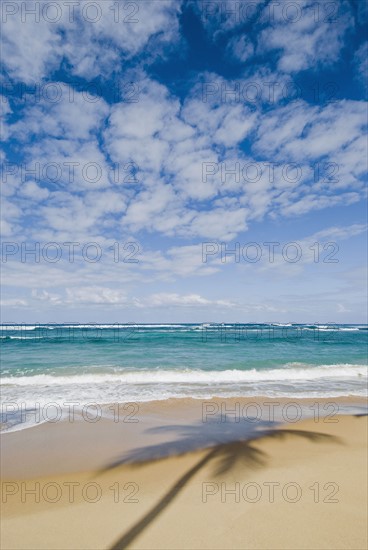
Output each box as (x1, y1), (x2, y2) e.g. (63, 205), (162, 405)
(4, 81), (366, 243)
(259, 224), (367, 271)
(259, 0), (353, 72)
(3, 68), (367, 246)
(0, 96), (12, 141)
(65, 286), (131, 305)
(1, 1), (62, 83)
(1, 1), (181, 83)
(28, 287), (236, 309)
(253, 100), (367, 211)
(0, 298), (28, 307)
(10, 86), (109, 142)
(147, 293), (235, 308)
(196, 0), (265, 35)
(103, 75), (258, 237)
(337, 303), (351, 313)
(20, 181), (50, 201)
(182, 207), (248, 241)
(226, 35), (255, 63)
(354, 41), (368, 87)
(278, 192), (360, 217)
(32, 289), (62, 304)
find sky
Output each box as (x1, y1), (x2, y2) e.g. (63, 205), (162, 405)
(0, 0), (367, 323)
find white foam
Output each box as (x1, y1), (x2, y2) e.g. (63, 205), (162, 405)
(1, 325), (37, 331)
(1, 364), (366, 387)
(7, 336), (44, 340)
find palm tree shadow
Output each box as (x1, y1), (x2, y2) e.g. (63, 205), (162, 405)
(105, 418), (340, 550)
(100, 417), (277, 471)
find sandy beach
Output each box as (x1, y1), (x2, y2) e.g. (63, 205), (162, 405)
(1, 398), (367, 550)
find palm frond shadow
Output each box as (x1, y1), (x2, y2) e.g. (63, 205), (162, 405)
(105, 417), (340, 549)
(100, 417), (277, 472)
(208, 429), (339, 477)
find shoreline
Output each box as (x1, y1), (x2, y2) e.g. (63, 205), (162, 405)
(1, 394), (367, 431)
(1, 396), (367, 478)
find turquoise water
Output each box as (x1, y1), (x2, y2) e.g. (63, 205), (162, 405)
(1, 324), (367, 411)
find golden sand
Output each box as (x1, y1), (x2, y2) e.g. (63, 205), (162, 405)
(1, 400), (367, 549)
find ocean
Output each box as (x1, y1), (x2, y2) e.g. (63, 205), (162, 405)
(1, 323), (367, 424)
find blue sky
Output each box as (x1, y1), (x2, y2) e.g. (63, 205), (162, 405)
(1, 0), (367, 323)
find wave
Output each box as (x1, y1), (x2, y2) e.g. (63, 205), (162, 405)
(1, 325), (38, 331)
(5, 336), (43, 340)
(1, 364), (366, 387)
(0, 324), (201, 331)
(2, 323), (366, 328)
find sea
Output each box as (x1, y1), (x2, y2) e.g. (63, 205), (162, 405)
(1, 323), (367, 431)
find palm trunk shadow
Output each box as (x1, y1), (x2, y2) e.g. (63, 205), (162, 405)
(109, 446), (219, 550)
